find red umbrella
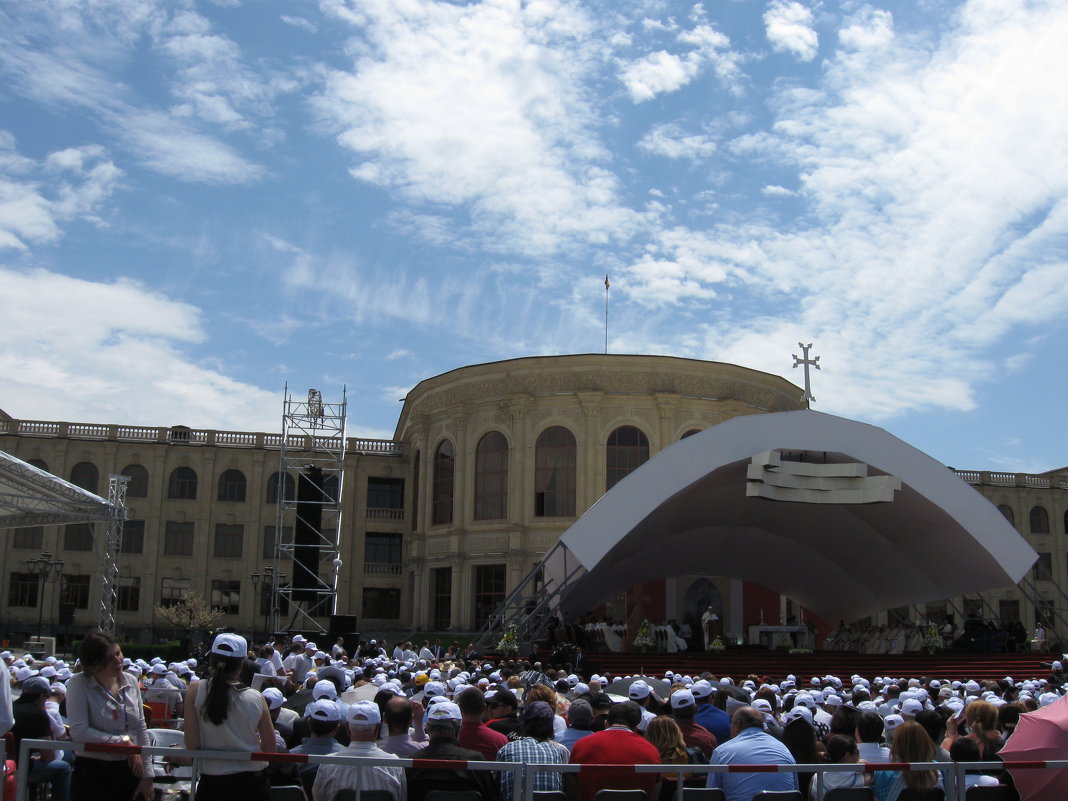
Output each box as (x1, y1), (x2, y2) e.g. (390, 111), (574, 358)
(998, 695), (1068, 801)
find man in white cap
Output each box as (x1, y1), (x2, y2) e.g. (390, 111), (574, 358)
(406, 701), (498, 801)
(290, 699), (346, 796)
(312, 700), (405, 801)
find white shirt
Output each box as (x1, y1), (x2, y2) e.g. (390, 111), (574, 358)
(66, 671), (151, 762)
(0, 670), (13, 735)
(312, 740), (406, 801)
(192, 679), (268, 775)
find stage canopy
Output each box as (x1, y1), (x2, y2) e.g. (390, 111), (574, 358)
(0, 449), (125, 529)
(546, 410), (1037, 623)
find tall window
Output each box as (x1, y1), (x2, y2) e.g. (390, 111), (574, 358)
(70, 462), (99, 494)
(61, 574), (91, 609)
(474, 431), (508, 521)
(323, 474), (340, 504)
(534, 427), (576, 517)
(262, 525), (292, 560)
(1065, 510), (1068, 535)
(117, 577), (140, 612)
(63, 523), (93, 551)
(367, 477), (405, 520)
(12, 527), (43, 549)
(122, 465), (149, 498)
(217, 469), (247, 502)
(998, 504), (1015, 528)
(606, 425), (649, 491)
(1030, 505), (1050, 534)
(164, 522), (195, 556)
(266, 472), (295, 504)
(362, 588), (401, 620)
(364, 532), (402, 574)
(210, 579), (240, 615)
(473, 564), (506, 627)
(159, 577), (190, 607)
(432, 567), (451, 630)
(411, 451), (420, 533)
(8, 572), (38, 608)
(1034, 552), (1053, 581)
(213, 524), (244, 558)
(924, 601), (947, 624)
(999, 599), (1020, 623)
(26, 458), (49, 472)
(167, 467), (198, 500)
(432, 440), (455, 526)
(120, 520), (145, 554)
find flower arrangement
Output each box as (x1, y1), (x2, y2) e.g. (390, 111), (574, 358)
(497, 625), (520, 656)
(923, 622), (941, 654)
(633, 619), (655, 651)
(789, 647), (813, 654)
(709, 636), (726, 652)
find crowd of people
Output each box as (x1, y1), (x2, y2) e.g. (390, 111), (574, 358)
(2, 629), (1066, 801)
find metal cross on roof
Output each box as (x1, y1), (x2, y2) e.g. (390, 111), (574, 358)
(792, 342), (820, 404)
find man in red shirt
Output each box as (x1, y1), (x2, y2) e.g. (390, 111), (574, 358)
(567, 701), (661, 801)
(670, 688), (717, 759)
(456, 686), (507, 760)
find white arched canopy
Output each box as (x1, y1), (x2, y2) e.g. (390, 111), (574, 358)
(548, 410), (1037, 623)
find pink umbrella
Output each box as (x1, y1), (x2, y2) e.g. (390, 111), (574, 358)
(998, 695), (1068, 801)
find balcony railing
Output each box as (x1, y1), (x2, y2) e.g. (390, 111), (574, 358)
(0, 419), (403, 456)
(366, 507), (404, 522)
(364, 562), (402, 576)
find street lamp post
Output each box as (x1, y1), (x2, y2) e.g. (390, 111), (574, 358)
(26, 550), (64, 640)
(251, 567), (285, 640)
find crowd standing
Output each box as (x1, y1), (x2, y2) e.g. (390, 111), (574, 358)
(2, 630), (1066, 801)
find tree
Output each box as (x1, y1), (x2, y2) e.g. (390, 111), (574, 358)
(153, 591), (223, 644)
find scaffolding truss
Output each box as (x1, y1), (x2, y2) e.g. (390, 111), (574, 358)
(98, 474), (129, 634)
(271, 386), (347, 636)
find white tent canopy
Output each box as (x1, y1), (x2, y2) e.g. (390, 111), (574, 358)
(548, 410), (1037, 623)
(0, 449), (124, 529)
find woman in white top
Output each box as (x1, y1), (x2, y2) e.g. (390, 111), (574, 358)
(66, 631), (153, 801)
(183, 633), (275, 801)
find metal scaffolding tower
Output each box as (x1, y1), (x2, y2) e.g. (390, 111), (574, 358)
(271, 386), (347, 635)
(98, 474), (130, 634)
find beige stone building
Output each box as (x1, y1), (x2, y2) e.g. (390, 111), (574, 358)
(0, 354), (1065, 647)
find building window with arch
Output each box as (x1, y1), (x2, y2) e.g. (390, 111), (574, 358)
(432, 567), (451, 630)
(26, 458), (48, 472)
(998, 504), (1015, 528)
(411, 451), (421, 533)
(121, 464), (149, 498)
(534, 426), (576, 517)
(432, 440), (455, 526)
(606, 425), (649, 491)
(1030, 505), (1050, 534)
(70, 462), (99, 494)
(1064, 509), (1068, 536)
(266, 471), (295, 504)
(681, 429), (702, 439)
(474, 431), (508, 521)
(168, 467), (198, 500)
(473, 564), (506, 628)
(217, 469), (247, 502)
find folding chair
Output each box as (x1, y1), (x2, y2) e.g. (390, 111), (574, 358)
(824, 789), (874, 801)
(681, 789), (725, 801)
(592, 791), (648, 801)
(964, 788), (1009, 801)
(750, 792), (803, 801)
(424, 791), (483, 801)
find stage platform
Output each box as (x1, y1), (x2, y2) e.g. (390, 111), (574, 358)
(550, 649), (1056, 683)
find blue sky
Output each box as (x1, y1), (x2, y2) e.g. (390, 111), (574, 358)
(1, 0), (1066, 473)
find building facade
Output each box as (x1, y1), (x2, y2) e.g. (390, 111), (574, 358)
(0, 354), (1065, 646)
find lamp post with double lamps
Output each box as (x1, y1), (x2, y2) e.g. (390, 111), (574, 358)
(26, 550), (64, 639)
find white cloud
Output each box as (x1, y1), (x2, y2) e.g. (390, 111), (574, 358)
(620, 22), (740, 101)
(638, 124), (718, 161)
(762, 184), (795, 196)
(316, 0), (639, 255)
(0, 267), (280, 430)
(618, 0), (1068, 421)
(0, 138), (121, 250)
(764, 1), (819, 62)
(281, 15), (317, 33)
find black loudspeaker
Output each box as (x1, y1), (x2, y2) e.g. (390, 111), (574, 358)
(292, 467), (323, 601)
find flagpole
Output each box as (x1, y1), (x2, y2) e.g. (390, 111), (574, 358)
(604, 274), (610, 354)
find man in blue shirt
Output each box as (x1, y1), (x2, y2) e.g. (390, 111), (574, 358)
(692, 679), (731, 744)
(707, 706), (797, 801)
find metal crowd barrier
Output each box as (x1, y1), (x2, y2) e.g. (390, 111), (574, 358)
(16, 739), (1068, 801)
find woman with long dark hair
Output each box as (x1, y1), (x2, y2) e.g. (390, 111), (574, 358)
(66, 631), (153, 801)
(183, 633), (276, 801)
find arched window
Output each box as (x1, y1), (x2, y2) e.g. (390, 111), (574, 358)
(1030, 505), (1050, 534)
(70, 462), (99, 494)
(535, 426), (576, 517)
(266, 471), (295, 504)
(606, 425), (649, 491)
(167, 466), (198, 500)
(432, 440), (455, 526)
(997, 504), (1015, 528)
(681, 429), (702, 439)
(121, 465), (149, 498)
(412, 450), (420, 533)
(1064, 509), (1068, 536)
(474, 432), (509, 521)
(323, 474), (339, 504)
(217, 469), (247, 502)
(26, 458), (48, 472)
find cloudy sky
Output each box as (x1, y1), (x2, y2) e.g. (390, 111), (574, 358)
(2, 0), (1066, 473)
